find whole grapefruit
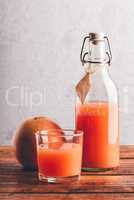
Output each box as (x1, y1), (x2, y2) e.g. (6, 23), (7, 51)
(14, 116), (61, 170)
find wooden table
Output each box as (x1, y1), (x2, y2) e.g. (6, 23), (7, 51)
(0, 146), (134, 200)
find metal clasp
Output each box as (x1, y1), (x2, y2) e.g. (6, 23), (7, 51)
(80, 34), (112, 66)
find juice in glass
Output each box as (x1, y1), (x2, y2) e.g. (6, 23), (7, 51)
(38, 143), (82, 177)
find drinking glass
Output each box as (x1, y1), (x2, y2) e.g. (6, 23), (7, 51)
(36, 129), (83, 183)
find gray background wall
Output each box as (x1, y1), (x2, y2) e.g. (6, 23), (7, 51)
(0, 0), (133, 145)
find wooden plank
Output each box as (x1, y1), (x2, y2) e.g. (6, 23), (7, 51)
(121, 145), (134, 159)
(0, 146), (15, 163)
(0, 145), (134, 197)
(1, 194), (134, 200)
(0, 159), (134, 175)
(0, 175), (134, 193)
(0, 146), (134, 161)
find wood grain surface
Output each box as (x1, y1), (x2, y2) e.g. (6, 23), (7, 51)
(0, 145), (134, 200)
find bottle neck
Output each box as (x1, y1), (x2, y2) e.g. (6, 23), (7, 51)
(90, 65), (112, 93)
(89, 40), (106, 63)
(85, 39), (109, 76)
(84, 62), (109, 76)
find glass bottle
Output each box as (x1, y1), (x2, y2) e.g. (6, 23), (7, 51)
(75, 32), (119, 171)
